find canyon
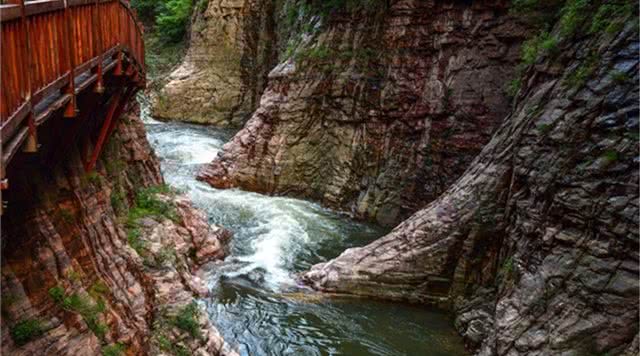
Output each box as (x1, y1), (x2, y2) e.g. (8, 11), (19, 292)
(2, 0), (638, 355)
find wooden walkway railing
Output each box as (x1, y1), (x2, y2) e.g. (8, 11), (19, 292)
(0, 0), (145, 186)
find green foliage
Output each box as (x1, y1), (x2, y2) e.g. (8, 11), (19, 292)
(50, 287), (109, 340)
(127, 185), (179, 225)
(173, 302), (201, 339)
(590, 1), (635, 34)
(102, 343), (126, 356)
(565, 53), (599, 88)
(127, 228), (146, 256)
(195, 0), (207, 13)
(110, 189), (126, 216)
(558, 0), (589, 36)
(49, 286), (65, 303)
(601, 149), (619, 163)
(89, 281), (110, 299)
(156, 0), (192, 43)
(10, 319), (45, 346)
(537, 123), (553, 134)
(610, 70), (630, 84)
(156, 334), (191, 356)
(131, 0), (165, 24)
(507, 78), (522, 98)
(86, 171), (102, 185)
(66, 268), (83, 283)
(503, 257), (514, 276)
(521, 31), (557, 66)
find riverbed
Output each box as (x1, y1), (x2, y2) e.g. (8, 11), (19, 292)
(141, 100), (466, 356)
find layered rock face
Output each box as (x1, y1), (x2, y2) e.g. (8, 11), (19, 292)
(302, 18), (639, 356)
(151, 0), (278, 126)
(198, 0), (529, 225)
(1, 105), (235, 355)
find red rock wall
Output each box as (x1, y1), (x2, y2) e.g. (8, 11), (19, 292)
(1, 101), (234, 355)
(199, 0), (530, 225)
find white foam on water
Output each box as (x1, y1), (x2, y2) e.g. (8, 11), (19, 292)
(197, 187), (313, 290)
(141, 97), (325, 291)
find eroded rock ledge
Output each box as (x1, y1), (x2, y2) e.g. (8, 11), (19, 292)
(302, 20), (639, 356)
(1, 106), (236, 355)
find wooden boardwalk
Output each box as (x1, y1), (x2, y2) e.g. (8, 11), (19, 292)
(0, 0), (145, 195)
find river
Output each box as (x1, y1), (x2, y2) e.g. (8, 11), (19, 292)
(141, 99), (466, 356)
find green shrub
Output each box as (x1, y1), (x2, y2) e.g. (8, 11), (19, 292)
(49, 286), (65, 303)
(156, 0), (192, 42)
(601, 149), (619, 163)
(558, 0), (590, 36)
(173, 302), (201, 339)
(610, 70), (630, 84)
(50, 288), (109, 340)
(110, 189), (126, 215)
(10, 319), (45, 346)
(102, 343), (126, 356)
(590, 1), (635, 34)
(565, 53), (598, 88)
(86, 171), (102, 185)
(521, 31), (558, 66)
(127, 185), (179, 225)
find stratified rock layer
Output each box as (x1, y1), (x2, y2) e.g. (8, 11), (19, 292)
(151, 0), (277, 126)
(199, 0), (529, 225)
(302, 20), (639, 356)
(1, 105), (236, 355)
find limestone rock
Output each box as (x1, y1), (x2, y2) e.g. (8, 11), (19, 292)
(151, 0), (278, 126)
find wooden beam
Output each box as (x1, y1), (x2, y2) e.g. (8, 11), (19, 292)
(84, 88), (123, 172)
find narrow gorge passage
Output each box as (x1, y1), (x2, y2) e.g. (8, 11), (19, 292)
(141, 97), (466, 356)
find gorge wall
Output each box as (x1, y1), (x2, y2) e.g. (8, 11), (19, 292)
(1, 99), (235, 355)
(302, 8), (639, 356)
(151, 0), (279, 126)
(181, 0), (639, 354)
(198, 0), (530, 226)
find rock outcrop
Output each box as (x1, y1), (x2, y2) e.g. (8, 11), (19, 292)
(151, 0), (278, 126)
(198, 0), (530, 225)
(302, 13), (639, 356)
(1, 105), (236, 355)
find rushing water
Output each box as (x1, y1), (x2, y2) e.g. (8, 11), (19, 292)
(141, 99), (466, 356)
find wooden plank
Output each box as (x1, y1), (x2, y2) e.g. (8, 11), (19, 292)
(75, 73), (98, 93)
(25, 0), (64, 17)
(0, 101), (30, 142)
(35, 93), (71, 126)
(31, 72), (70, 106)
(0, 5), (21, 22)
(67, 0), (95, 8)
(1, 126), (28, 170)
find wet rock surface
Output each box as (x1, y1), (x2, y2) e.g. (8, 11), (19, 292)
(301, 20), (639, 355)
(199, 0), (529, 226)
(1, 105), (235, 355)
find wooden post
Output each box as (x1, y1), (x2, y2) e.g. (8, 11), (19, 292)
(84, 88), (123, 171)
(18, 0), (37, 152)
(92, 0), (104, 94)
(63, 0), (77, 117)
(114, 51), (124, 76)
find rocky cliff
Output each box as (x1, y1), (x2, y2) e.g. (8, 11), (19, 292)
(302, 6), (639, 356)
(198, 0), (530, 225)
(1, 105), (236, 355)
(151, 0), (279, 126)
